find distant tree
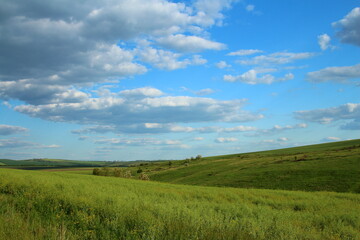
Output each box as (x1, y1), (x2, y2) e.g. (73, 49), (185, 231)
(114, 168), (123, 177)
(93, 168), (101, 175)
(124, 170), (132, 178)
(139, 173), (150, 181)
(195, 155), (202, 160)
(102, 167), (111, 176)
(168, 161), (172, 166)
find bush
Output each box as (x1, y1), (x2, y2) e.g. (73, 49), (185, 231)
(93, 168), (101, 176)
(137, 168), (143, 174)
(139, 173), (150, 181)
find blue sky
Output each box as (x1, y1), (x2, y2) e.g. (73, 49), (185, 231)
(0, 0), (359, 161)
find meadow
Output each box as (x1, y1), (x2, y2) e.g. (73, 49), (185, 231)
(1, 168), (360, 240)
(143, 139), (360, 193)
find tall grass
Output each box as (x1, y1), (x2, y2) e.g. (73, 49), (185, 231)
(0, 169), (359, 240)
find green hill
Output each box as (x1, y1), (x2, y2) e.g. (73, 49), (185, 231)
(0, 158), (111, 167)
(146, 139), (360, 193)
(0, 168), (359, 240)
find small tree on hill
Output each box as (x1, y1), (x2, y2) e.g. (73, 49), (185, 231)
(139, 173), (150, 181)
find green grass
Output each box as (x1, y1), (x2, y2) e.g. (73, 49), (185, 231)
(1, 168), (359, 240)
(143, 139), (360, 193)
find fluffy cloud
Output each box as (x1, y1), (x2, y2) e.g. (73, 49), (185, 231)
(95, 137), (182, 147)
(245, 5), (255, 12)
(0, 80), (89, 105)
(0, 125), (28, 135)
(157, 34), (225, 52)
(0, 0), (233, 107)
(137, 47), (207, 70)
(333, 7), (360, 47)
(14, 87), (263, 131)
(238, 52), (315, 65)
(0, 138), (59, 149)
(194, 88), (215, 96)
(247, 123), (307, 136)
(306, 63), (360, 83)
(322, 136), (341, 142)
(215, 137), (238, 143)
(294, 103), (360, 129)
(224, 69), (294, 84)
(227, 49), (263, 56)
(215, 61), (231, 69)
(317, 34), (333, 50)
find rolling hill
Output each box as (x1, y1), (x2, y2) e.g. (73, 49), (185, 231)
(144, 139), (360, 193)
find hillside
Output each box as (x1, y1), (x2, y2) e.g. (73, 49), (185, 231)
(1, 168), (359, 240)
(145, 139), (360, 193)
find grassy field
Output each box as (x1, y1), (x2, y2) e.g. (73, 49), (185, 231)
(138, 139), (360, 193)
(1, 168), (359, 240)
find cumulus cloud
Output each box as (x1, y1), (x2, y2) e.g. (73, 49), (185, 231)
(0, 125), (28, 135)
(227, 49), (263, 56)
(95, 137), (183, 147)
(317, 34), (334, 50)
(238, 52), (316, 65)
(137, 47), (207, 70)
(333, 7), (360, 47)
(224, 69), (294, 84)
(0, 0), (233, 106)
(0, 138), (59, 149)
(245, 5), (255, 12)
(322, 136), (341, 142)
(14, 87), (263, 132)
(247, 123), (307, 136)
(156, 34), (226, 52)
(215, 137), (238, 143)
(294, 103), (360, 129)
(194, 88), (215, 96)
(0, 80), (89, 105)
(306, 63), (360, 83)
(216, 61), (231, 69)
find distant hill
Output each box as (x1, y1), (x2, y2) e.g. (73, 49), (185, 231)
(147, 139), (360, 193)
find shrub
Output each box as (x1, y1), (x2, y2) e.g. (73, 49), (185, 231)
(137, 168), (143, 174)
(93, 168), (101, 176)
(139, 173), (150, 181)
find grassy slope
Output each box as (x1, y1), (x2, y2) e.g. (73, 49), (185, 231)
(0, 168), (359, 240)
(148, 139), (360, 193)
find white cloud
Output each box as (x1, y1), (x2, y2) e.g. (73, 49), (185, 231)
(0, 138), (59, 149)
(195, 88), (215, 96)
(322, 136), (341, 142)
(227, 49), (263, 56)
(193, 137), (204, 141)
(0, 125), (28, 135)
(215, 137), (238, 143)
(0, 0), (236, 108)
(137, 47), (207, 70)
(95, 137), (182, 147)
(238, 52), (316, 65)
(317, 34), (334, 50)
(306, 63), (360, 83)
(246, 5), (255, 12)
(156, 34), (226, 52)
(246, 123), (307, 136)
(224, 69), (294, 84)
(333, 7), (360, 47)
(216, 61), (231, 69)
(278, 137), (289, 142)
(120, 87), (164, 98)
(14, 87), (263, 133)
(294, 103), (360, 129)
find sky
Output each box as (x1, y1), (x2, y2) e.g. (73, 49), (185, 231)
(0, 0), (359, 161)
